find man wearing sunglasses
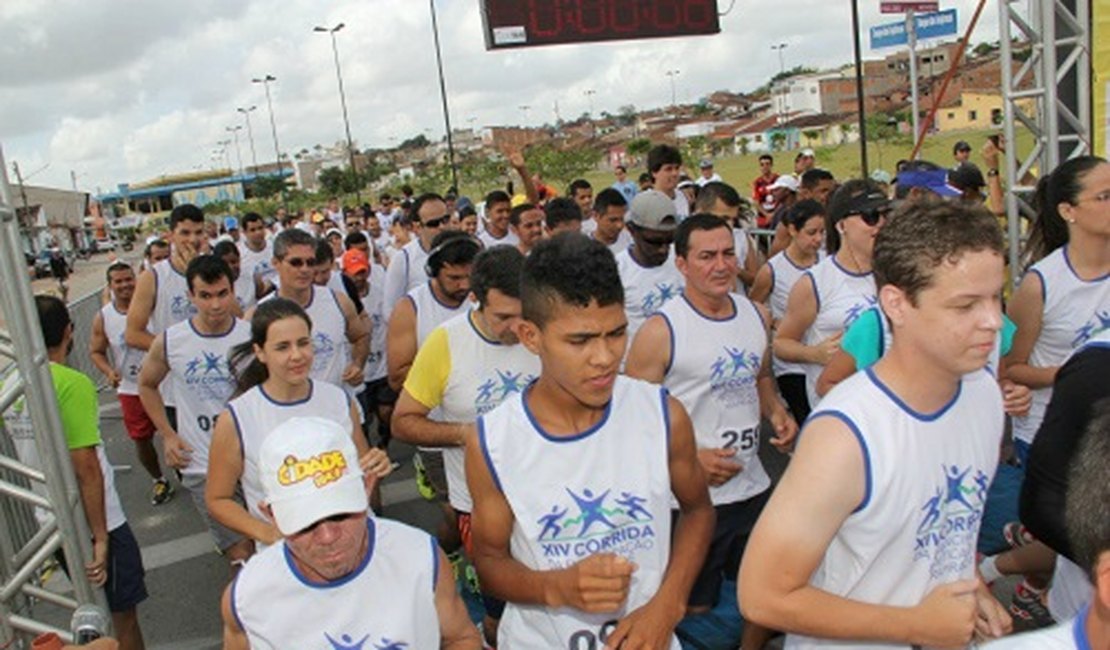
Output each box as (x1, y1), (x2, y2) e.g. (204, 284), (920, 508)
(221, 417), (480, 649)
(382, 193), (451, 321)
(615, 190), (686, 348)
(251, 228), (369, 393)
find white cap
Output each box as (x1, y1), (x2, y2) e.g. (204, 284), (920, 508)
(259, 417), (367, 536)
(768, 175), (800, 192)
(801, 147), (816, 157)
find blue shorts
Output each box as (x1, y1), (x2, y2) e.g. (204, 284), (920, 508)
(105, 523), (148, 612)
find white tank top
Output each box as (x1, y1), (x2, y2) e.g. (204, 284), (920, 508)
(237, 239), (276, 285)
(164, 318), (251, 476)
(1012, 247), (1110, 444)
(361, 265), (388, 383)
(479, 376), (680, 649)
(658, 294), (770, 505)
(615, 247), (685, 346)
(100, 303), (145, 395)
(766, 251), (818, 377)
(800, 255), (877, 407)
(303, 286), (351, 390)
(786, 368), (1003, 650)
(233, 269), (256, 312)
(227, 380), (353, 529)
(407, 282), (469, 347)
(435, 311), (541, 513)
(231, 517), (441, 649)
(150, 259), (196, 334)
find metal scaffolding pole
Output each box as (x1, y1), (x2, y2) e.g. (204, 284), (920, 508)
(0, 145), (108, 646)
(999, 0), (1091, 286)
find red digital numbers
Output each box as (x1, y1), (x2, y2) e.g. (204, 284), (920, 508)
(493, 0), (719, 49)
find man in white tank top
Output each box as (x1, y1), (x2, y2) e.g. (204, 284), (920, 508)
(393, 246), (539, 643)
(627, 215), (797, 648)
(465, 234), (714, 649)
(739, 201), (1013, 649)
(237, 212), (276, 287)
(382, 193), (451, 320)
(387, 230), (481, 542)
(615, 190), (685, 346)
(89, 262), (175, 506)
(220, 418), (481, 649)
(138, 256), (254, 566)
(252, 228), (369, 392)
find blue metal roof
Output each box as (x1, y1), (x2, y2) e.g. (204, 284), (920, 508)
(95, 168), (294, 202)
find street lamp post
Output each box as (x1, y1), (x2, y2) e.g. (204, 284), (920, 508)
(429, 0), (459, 192)
(314, 22), (360, 202)
(771, 43), (788, 124)
(251, 74), (287, 207)
(226, 126), (244, 177)
(237, 106), (259, 173)
(665, 69), (680, 107)
(519, 105), (531, 125)
(584, 89), (596, 116)
(217, 140), (232, 172)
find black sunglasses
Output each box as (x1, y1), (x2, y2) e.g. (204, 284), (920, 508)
(422, 216), (449, 228)
(853, 206), (891, 226)
(281, 256), (316, 268)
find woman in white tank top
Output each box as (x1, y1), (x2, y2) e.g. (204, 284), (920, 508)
(774, 180), (890, 409)
(1006, 156), (1110, 464)
(750, 199), (826, 423)
(205, 298), (392, 548)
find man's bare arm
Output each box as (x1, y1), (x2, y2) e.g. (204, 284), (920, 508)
(124, 269), (157, 350)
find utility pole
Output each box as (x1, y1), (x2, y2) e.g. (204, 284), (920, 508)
(429, 0), (459, 192)
(252, 74), (287, 208)
(314, 23), (360, 202)
(237, 106), (259, 172)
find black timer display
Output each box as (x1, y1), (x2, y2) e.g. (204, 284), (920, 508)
(481, 0), (720, 50)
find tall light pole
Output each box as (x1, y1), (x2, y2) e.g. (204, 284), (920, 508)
(665, 69), (681, 107)
(519, 105), (531, 125)
(251, 74), (287, 206)
(237, 106), (258, 173)
(314, 22), (360, 201)
(217, 140), (232, 172)
(429, 0), (459, 192)
(771, 43), (789, 124)
(226, 125), (244, 177)
(584, 89), (596, 116)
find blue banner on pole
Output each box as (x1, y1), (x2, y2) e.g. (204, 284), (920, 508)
(869, 8), (958, 49)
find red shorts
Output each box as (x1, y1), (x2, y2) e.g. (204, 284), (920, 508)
(119, 394), (156, 440)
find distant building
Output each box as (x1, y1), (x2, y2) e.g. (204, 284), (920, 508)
(935, 91), (1036, 132)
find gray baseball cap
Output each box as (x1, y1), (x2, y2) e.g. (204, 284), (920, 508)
(628, 190), (678, 231)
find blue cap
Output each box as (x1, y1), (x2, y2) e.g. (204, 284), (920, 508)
(223, 216), (239, 231)
(895, 170), (960, 197)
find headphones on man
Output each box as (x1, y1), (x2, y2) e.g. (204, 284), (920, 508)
(424, 234), (483, 278)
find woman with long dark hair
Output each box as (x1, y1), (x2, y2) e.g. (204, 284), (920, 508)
(205, 298), (391, 548)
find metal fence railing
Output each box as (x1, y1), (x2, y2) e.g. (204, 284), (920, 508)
(64, 289), (108, 392)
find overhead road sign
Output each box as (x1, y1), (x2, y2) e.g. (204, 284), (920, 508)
(881, 1), (939, 13)
(480, 0), (720, 50)
(870, 8), (958, 49)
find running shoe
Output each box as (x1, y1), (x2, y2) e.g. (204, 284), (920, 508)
(1009, 587), (1055, 629)
(151, 477), (175, 506)
(1003, 521), (1035, 548)
(413, 454), (437, 501)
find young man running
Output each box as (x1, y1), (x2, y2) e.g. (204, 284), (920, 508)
(466, 233), (715, 648)
(138, 255), (253, 567)
(739, 201), (1012, 648)
(90, 261), (174, 505)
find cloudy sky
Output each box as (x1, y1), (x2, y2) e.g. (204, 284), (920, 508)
(0, 0), (1003, 195)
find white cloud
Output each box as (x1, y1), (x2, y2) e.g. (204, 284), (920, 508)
(1, 0), (1005, 193)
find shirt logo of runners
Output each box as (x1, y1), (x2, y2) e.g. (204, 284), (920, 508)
(535, 488), (657, 567)
(474, 369), (536, 415)
(843, 295), (878, 328)
(640, 282), (679, 313)
(312, 332), (336, 371)
(170, 295), (197, 321)
(915, 464), (990, 579)
(323, 632), (408, 650)
(1071, 310), (1110, 348)
(709, 347), (761, 406)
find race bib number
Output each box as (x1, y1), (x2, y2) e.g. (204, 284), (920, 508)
(567, 620), (618, 650)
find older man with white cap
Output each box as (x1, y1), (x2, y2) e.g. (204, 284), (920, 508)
(220, 417), (480, 649)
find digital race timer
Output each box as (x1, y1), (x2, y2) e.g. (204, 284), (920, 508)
(481, 0), (720, 50)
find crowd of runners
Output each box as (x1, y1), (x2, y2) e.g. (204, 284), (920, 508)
(5, 142), (1108, 649)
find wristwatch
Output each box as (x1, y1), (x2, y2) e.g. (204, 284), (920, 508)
(987, 168), (1000, 178)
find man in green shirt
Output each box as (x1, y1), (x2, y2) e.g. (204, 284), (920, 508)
(3, 296), (147, 650)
